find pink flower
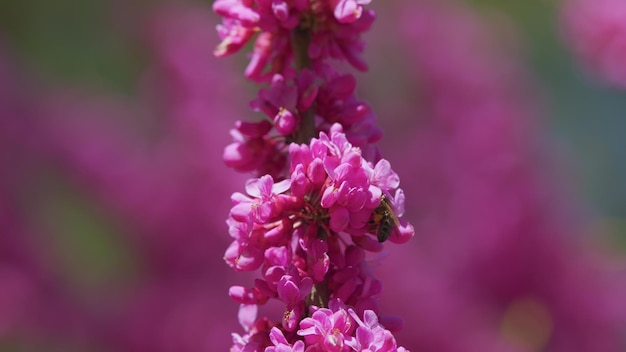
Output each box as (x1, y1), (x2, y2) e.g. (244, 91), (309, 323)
(213, 0), (376, 77)
(224, 120), (287, 178)
(278, 272), (313, 331)
(214, 18), (257, 57)
(347, 309), (407, 352)
(224, 125), (413, 348)
(331, 0), (371, 24)
(297, 300), (356, 351)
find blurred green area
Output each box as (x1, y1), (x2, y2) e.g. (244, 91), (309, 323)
(0, 0), (146, 293)
(34, 176), (138, 291)
(471, 0), (626, 222)
(0, 0), (147, 94)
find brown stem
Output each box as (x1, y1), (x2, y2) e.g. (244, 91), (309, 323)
(292, 26), (316, 144)
(292, 26), (312, 70)
(293, 20), (329, 311)
(306, 281), (330, 309)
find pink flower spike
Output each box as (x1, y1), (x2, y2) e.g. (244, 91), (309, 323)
(210, 0), (417, 346)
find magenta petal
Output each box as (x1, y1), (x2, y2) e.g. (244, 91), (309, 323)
(290, 166), (310, 197)
(274, 108), (298, 135)
(229, 286), (264, 304)
(272, 0), (289, 21)
(237, 303), (258, 330)
(307, 159), (326, 185)
(362, 310), (379, 328)
(236, 119), (273, 137)
(372, 159), (400, 190)
(389, 220), (414, 244)
(321, 186), (338, 208)
(355, 326), (375, 347)
(334, 0), (362, 23)
(272, 178), (291, 194)
(329, 206), (350, 232)
(223, 142), (253, 170)
(269, 327), (289, 346)
(244, 177), (263, 198)
(282, 304), (304, 331)
(278, 276), (301, 304)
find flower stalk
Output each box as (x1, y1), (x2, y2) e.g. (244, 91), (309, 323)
(213, 1), (414, 350)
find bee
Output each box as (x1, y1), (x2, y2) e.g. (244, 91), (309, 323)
(370, 195), (400, 243)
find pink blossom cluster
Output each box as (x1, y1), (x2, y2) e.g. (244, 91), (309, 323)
(224, 71), (382, 179)
(214, 0), (373, 78)
(214, 0), (413, 350)
(561, 0), (626, 88)
(225, 126), (412, 350)
(262, 299), (407, 352)
(217, 0), (382, 179)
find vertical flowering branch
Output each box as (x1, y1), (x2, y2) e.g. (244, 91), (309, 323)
(213, 1), (414, 350)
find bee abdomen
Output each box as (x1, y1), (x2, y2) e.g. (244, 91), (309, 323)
(376, 216), (394, 243)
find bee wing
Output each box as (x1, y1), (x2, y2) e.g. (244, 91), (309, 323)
(381, 196), (401, 226)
